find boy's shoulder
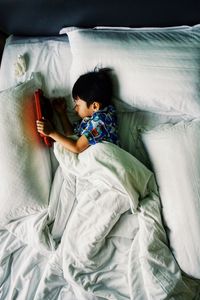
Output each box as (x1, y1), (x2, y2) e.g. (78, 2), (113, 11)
(91, 106), (117, 129)
(97, 105), (116, 115)
(103, 104), (115, 112)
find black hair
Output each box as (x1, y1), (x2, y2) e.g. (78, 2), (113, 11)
(72, 68), (113, 108)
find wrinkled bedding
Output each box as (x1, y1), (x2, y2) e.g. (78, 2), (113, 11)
(1, 142), (199, 299)
(1, 32), (200, 300)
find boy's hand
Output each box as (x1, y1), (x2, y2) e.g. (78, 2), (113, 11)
(52, 98), (67, 115)
(36, 119), (54, 136)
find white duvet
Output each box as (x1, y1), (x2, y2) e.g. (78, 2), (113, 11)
(0, 142), (199, 299)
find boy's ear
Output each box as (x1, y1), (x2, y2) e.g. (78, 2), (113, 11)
(92, 101), (100, 111)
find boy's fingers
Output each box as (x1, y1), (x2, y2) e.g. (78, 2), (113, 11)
(37, 124), (43, 128)
(36, 120), (45, 125)
(36, 123), (44, 129)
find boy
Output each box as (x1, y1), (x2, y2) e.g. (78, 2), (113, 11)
(36, 69), (119, 153)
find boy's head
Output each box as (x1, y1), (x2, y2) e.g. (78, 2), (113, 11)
(72, 68), (113, 118)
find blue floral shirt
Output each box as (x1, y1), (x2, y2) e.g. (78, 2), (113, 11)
(74, 105), (119, 145)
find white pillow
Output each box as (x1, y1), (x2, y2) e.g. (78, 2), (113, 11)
(142, 119), (200, 279)
(117, 110), (183, 168)
(0, 75), (52, 226)
(67, 25), (200, 117)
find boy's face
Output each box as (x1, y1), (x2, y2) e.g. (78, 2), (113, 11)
(74, 97), (94, 118)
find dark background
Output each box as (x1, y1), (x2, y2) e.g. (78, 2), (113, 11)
(0, 0), (200, 36)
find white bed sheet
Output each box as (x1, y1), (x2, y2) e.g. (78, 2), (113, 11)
(0, 35), (200, 300)
(0, 229), (103, 300)
(0, 35), (72, 98)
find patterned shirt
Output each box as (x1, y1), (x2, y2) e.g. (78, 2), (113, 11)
(74, 105), (119, 145)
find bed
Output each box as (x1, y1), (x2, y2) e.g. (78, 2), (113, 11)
(1, 1), (200, 300)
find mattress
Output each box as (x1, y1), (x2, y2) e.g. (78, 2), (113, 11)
(0, 33), (200, 300)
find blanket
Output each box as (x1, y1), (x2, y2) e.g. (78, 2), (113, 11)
(53, 142), (198, 300)
(0, 142), (199, 299)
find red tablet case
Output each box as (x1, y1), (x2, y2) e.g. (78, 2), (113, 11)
(34, 89), (54, 147)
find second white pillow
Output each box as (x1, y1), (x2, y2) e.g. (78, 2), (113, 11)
(142, 119), (200, 279)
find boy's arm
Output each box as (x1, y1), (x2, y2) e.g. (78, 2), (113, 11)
(50, 131), (89, 153)
(36, 119), (89, 153)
